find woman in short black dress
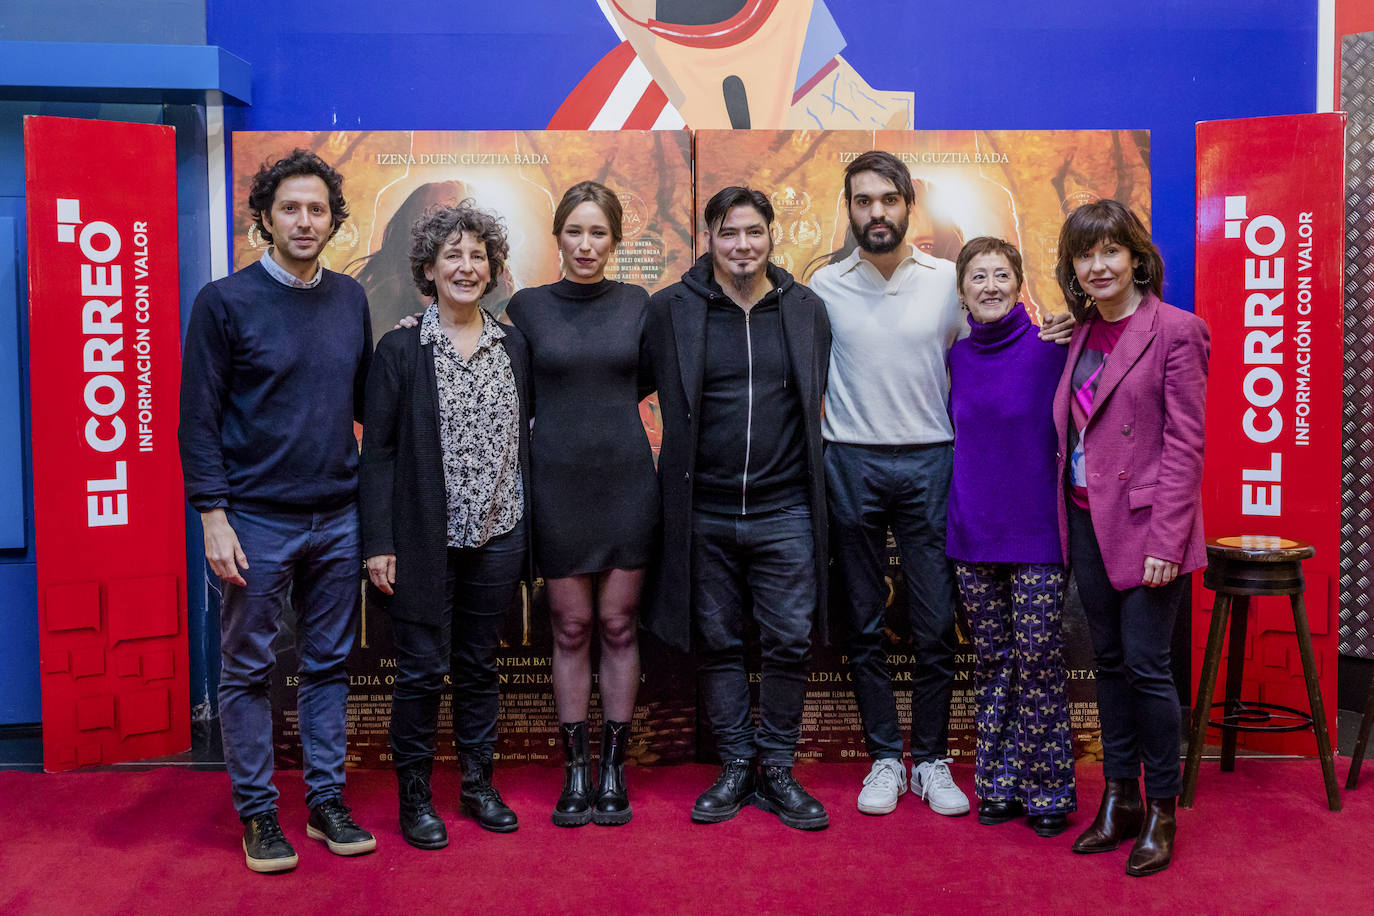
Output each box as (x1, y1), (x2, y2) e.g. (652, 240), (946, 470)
(504, 181), (657, 827)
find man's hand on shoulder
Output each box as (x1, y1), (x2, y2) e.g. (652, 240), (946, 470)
(395, 312), (422, 330)
(201, 508), (249, 586)
(1039, 311), (1076, 345)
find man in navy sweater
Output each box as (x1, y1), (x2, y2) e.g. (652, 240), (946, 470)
(179, 150), (375, 873)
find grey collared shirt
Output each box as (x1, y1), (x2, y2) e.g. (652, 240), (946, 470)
(808, 244), (967, 445)
(259, 248), (323, 289)
(420, 304), (523, 548)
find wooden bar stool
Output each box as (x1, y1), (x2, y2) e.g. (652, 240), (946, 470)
(1347, 671), (1374, 789)
(1180, 536), (1341, 811)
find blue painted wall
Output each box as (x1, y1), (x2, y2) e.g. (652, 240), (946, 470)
(206, 0), (1318, 319)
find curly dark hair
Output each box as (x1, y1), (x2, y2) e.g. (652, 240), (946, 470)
(409, 200), (509, 299)
(247, 148), (349, 245)
(1054, 198), (1164, 321)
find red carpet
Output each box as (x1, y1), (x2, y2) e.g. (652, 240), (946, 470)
(0, 760), (1366, 915)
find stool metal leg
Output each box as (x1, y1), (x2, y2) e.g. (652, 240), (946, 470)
(1220, 595), (1250, 772)
(1347, 672), (1374, 790)
(1289, 593), (1341, 811)
(1182, 592), (1233, 808)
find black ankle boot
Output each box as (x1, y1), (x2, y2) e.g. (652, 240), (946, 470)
(552, 722), (593, 828)
(592, 720), (632, 826)
(692, 759), (755, 824)
(755, 765), (829, 830)
(460, 756), (518, 833)
(397, 759), (448, 850)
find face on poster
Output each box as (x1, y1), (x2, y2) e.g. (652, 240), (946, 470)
(231, 130), (695, 346)
(695, 129), (1152, 322)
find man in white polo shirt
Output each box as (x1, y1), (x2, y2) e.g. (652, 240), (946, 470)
(809, 150), (1071, 819)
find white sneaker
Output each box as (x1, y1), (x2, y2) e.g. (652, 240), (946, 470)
(856, 758), (907, 815)
(911, 758), (970, 816)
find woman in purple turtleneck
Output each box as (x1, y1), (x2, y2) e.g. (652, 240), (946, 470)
(946, 237), (1076, 839)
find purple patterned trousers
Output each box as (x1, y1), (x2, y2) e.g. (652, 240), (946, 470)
(954, 562), (1077, 814)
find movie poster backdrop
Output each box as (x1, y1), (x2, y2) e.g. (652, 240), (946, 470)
(233, 128), (1151, 767)
(694, 129), (1153, 763)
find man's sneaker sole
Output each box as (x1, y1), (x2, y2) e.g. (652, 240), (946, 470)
(917, 794), (970, 817)
(857, 796), (900, 816)
(243, 840), (298, 873)
(752, 794), (829, 830)
(691, 796), (751, 823)
(305, 823), (377, 855)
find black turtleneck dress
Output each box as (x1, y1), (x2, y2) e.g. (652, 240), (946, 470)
(503, 277), (658, 578)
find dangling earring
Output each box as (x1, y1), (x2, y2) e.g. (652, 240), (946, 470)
(1068, 275), (1085, 298)
(958, 298), (969, 312)
(1133, 265), (1151, 287)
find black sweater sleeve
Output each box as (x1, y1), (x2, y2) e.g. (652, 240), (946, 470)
(178, 283), (233, 513)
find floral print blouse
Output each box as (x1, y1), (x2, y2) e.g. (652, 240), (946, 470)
(419, 304), (523, 548)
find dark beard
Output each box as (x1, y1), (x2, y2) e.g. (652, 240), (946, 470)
(728, 266), (758, 294)
(852, 215), (908, 255)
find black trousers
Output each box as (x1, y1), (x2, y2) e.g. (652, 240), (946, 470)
(1068, 504), (1184, 798)
(389, 523), (524, 770)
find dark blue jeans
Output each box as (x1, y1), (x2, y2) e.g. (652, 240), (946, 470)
(825, 441), (958, 763)
(691, 504), (816, 767)
(1068, 503), (1184, 799)
(390, 521), (525, 770)
(218, 503), (360, 819)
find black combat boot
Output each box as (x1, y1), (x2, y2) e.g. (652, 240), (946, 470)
(754, 765), (829, 830)
(552, 721), (593, 828)
(460, 755), (518, 833)
(397, 758), (448, 849)
(592, 720), (632, 826)
(691, 759), (755, 824)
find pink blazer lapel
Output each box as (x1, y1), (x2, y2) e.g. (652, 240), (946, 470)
(1087, 294), (1160, 423)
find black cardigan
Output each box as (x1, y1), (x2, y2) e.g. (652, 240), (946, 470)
(359, 314), (533, 625)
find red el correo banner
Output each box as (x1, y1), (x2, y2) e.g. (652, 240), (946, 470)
(24, 116), (189, 771)
(1194, 112), (1346, 754)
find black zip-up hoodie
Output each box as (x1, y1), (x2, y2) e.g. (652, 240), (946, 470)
(681, 256), (808, 515)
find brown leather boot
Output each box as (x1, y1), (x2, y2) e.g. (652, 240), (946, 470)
(1071, 777), (1144, 854)
(1125, 797), (1177, 876)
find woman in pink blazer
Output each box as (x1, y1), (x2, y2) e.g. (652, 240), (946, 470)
(1052, 200), (1209, 877)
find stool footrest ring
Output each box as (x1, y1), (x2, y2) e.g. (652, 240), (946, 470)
(1206, 700), (1315, 734)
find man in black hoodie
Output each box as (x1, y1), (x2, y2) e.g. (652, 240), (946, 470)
(640, 186), (832, 830)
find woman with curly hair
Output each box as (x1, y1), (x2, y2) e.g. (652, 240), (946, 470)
(360, 200), (532, 849)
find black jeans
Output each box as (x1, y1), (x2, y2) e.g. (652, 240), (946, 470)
(825, 442), (958, 763)
(390, 522), (525, 770)
(1067, 503), (1184, 798)
(691, 504), (816, 767)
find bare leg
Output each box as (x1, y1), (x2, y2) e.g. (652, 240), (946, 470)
(596, 568), (645, 722)
(547, 574), (595, 723)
